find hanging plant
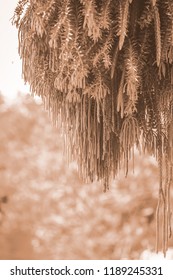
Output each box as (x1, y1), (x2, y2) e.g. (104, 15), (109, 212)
(12, 0), (173, 255)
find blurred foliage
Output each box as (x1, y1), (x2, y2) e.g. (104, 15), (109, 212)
(0, 93), (172, 259)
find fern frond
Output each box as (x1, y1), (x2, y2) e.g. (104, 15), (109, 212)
(93, 31), (113, 69)
(117, 0), (129, 50)
(49, 1), (73, 49)
(124, 39), (139, 115)
(100, 0), (111, 29)
(111, 43), (119, 79)
(14, 0), (173, 256)
(12, 0), (29, 27)
(117, 66), (125, 118)
(80, 0), (101, 42)
(138, 1), (153, 30)
(83, 74), (110, 100)
(153, 6), (161, 66)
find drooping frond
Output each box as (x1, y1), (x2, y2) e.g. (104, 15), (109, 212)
(153, 5), (161, 66)
(117, 0), (129, 50)
(13, 0), (173, 254)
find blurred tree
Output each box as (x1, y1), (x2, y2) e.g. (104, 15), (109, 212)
(12, 0), (173, 254)
(0, 95), (172, 259)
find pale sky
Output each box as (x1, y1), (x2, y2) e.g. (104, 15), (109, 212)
(0, 0), (30, 101)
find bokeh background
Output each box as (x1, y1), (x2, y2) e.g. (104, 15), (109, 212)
(0, 93), (173, 260)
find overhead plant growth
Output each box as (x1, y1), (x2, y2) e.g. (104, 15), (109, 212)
(13, 0), (173, 254)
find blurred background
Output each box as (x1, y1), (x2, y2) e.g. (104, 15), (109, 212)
(0, 93), (173, 260)
(0, 0), (30, 102)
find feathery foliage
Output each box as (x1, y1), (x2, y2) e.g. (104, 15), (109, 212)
(13, 0), (173, 254)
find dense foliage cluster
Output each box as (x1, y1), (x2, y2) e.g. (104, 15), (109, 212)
(12, 0), (173, 254)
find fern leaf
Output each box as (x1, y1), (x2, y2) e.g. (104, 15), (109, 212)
(124, 39), (139, 115)
(81, 0), (101, 42)
(153, 6), (161, 66)
(117, 66), (125, 118)
(117, 0), (129, 50)
(100, 0), (111, 29)
(111, 43), (119, 79)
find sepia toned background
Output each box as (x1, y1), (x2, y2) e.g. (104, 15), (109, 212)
(0, 0), (29, 100)
(0, 1), (173, 260)
(0, 93), (173, 260)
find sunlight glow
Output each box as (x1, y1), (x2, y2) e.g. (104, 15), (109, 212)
(0, 0), (30, 101)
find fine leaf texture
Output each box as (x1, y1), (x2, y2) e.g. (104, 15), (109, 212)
(13, 0), (173, 255)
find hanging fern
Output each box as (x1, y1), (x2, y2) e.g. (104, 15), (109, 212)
(13, 0), (173, 255)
